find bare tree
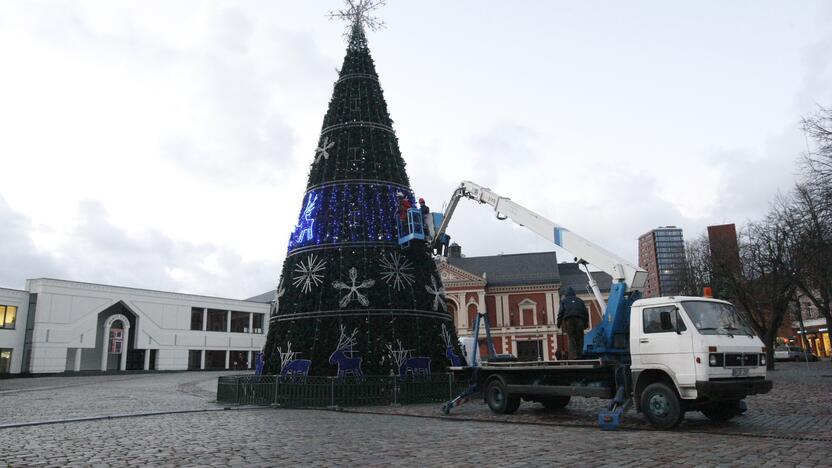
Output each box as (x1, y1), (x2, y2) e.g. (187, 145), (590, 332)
(676, 219), (795, 369)
(801, 106), (832, 194)
(678, 235), (711, 296)
(777, 185), (832, 342)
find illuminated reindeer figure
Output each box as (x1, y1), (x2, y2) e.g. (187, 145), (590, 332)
(386, 339), (431, 381)
(329, 325), (364, 380)
(441, 324), (463, 367)
(277, 342), (311, 382)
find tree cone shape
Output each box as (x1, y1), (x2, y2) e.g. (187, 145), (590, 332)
(263, 23), (461, 376)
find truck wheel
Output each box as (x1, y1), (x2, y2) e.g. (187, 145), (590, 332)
(640, 382), (684, 430)
(485, 378), (520, 414)
(701, 400), (741, 422)
(540, 396), (571, 411)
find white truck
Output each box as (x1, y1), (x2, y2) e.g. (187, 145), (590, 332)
(436, 181), (772, 430)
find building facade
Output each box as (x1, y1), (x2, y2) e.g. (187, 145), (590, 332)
(638, 226), (685, 298)
(0, 278), (269, 375)
(436, 249), (610, 362)
(706, 223), (742, 298)
(790, 294), (831, 358)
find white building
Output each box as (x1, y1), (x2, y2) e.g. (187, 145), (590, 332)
(0, 278), (270, 375)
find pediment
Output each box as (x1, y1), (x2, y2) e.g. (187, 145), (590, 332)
(437, 262), (486, 285)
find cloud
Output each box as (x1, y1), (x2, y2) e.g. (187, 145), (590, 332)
(0, 196), (277, 299)
(0, 196), (64, 288)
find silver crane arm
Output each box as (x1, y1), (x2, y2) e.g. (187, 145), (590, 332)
(434, 181), (647, 310)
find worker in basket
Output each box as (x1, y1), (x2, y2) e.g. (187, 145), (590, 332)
(418, 197), (434, 243)
(556, 287), (589, 360)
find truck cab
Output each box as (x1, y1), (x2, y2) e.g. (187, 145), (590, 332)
(629, 296), (773, 428)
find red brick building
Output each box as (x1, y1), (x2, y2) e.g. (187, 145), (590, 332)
(437, 248), (610, 361)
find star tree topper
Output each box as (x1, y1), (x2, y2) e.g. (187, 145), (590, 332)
(327, 0), (387, 34)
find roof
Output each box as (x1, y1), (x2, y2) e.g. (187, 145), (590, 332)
(556, 263), (612, 294)
(26, 278), (268, 307)
(445, 251), (559, 287)
(246, 290), (276, 304)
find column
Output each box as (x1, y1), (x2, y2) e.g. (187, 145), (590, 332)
(200, 350), (206, 370)
(143, 349), (151, 370)
(225, 350), (230, 369)
(202, 308), (207, 331)
(226, 310), (231, 333)
(248, 350), (253, 369)
(120, 326), (130, 371)
(248, 313), (254, 334)
(100, 324), (110, 371)
(74, 347), (82, 372)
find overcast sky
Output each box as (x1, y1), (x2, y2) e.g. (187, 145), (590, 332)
(1, 1), (830, 299)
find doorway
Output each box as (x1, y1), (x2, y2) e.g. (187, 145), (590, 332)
(516, 340), (543, 362)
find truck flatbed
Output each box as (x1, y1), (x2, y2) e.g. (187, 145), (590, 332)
(450, 358), (617, 399)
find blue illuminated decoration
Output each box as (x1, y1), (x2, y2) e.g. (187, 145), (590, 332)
(287, 183), (414, 254)
(295, 193), (318, 243)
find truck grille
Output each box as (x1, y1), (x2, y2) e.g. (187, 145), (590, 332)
(724, 353), (758, 367)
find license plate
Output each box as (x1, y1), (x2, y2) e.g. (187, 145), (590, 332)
(732, 368), (749, 377)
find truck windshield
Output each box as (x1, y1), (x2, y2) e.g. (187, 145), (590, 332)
(681, 301), (755, 337)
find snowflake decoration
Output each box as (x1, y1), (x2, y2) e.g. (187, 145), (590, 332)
(269, 279), (286, 323)
(379, 252), (415, 291)
(333, 267), (375, 308)
(314, 136), (335, 164)
(425, 276), (447, 312)
(292, 254), (327, 294)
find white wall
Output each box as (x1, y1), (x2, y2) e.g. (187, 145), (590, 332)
(0, 287), (30, 374)
(21, 279), (269, 374)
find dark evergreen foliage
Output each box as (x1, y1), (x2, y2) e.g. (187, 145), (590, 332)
(263, 23), (460, 376)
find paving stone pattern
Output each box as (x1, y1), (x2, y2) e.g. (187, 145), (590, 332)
(1, 409), (830, 467)
(351, 360), (832, 441)
(0, 361), (830, 466)
(0, 371), (235, 425)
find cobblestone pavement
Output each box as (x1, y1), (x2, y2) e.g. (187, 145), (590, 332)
(0, 371), (236, 425)
(1, 408), (830, 467)
(0, 362), (830, 466)
(349, 360), (832, 440)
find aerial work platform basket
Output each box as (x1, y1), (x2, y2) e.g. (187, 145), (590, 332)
(397, 208), (425, 246)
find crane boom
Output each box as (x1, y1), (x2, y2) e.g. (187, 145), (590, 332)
(434, 181), (647, 294)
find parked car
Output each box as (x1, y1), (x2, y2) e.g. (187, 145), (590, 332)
(774, 346), (819, 361)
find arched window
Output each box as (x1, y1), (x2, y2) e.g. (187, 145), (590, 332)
(467, 303), (478, 330)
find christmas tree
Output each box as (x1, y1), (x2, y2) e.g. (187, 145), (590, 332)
(263, 3), (459, 377)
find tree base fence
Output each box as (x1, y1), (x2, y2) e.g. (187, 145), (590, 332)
(217, 373), (471, 408)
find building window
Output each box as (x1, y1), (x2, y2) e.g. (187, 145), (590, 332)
(207, 309), (228, 332)
(467, 304), (478, 330)
(230, 311), (249, 333)
(252, 314), (264, 334)
(0, 348), (11, 374)
(230, 350), (249, 370)
(351, 98), (360, 111)
(204, 350), (226, 370)
(0, 305), (17, 329)
(188, 350), (202, 370)
(190, 307), (204, 331)
(519, 300), (536, 326)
